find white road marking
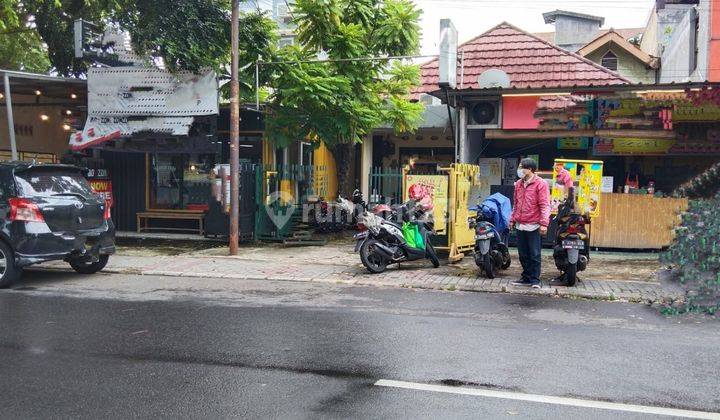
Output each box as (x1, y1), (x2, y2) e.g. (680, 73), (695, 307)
(374, 379), (720, 420)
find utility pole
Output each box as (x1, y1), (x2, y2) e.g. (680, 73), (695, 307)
(229, 0), (240, 255)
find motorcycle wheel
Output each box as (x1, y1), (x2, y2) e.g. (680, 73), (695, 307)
(474, 252), (483, 268)
(500, 248), (511, 269)
(565, 263), (578, 287)
(360, 239), (389, 274)
(483, 253), (496, 279)
(427, 243), (440, 268)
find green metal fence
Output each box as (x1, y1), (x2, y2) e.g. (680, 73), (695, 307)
(369, 167), (403, 204)
(254, 164), (327, 241)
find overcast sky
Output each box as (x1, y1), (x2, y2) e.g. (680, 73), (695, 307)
(415, 0), (656, 56)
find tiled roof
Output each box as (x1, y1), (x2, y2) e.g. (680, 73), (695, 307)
(416, 22), (631, 97)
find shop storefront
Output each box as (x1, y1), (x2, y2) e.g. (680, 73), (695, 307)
(460, 86), (720, 249)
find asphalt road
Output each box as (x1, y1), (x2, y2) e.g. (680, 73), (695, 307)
(0, 270), (718, 419)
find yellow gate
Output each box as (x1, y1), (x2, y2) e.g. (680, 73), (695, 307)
(403, 163), (481, 262)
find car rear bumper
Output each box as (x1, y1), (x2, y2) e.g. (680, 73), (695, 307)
(11, 222), (116, 268)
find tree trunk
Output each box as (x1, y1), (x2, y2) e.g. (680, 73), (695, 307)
(331, 142), (356, 197)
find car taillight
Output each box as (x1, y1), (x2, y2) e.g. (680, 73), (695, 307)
(9, 198), (45, 222)
(104, 199), (112, 220)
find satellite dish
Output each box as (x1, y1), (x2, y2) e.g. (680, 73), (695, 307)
(477, 69), (511, 89)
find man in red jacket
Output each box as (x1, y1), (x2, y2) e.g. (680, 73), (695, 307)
(509, 158), (551, 288)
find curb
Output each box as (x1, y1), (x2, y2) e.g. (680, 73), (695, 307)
(33, 265), (677, 304)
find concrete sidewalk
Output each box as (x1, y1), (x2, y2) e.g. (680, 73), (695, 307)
(38, 252), (677, 303)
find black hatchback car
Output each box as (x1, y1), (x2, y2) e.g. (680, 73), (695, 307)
(0, 162), (115, 287)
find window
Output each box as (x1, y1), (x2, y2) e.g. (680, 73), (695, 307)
(601, 51), (618, 72)
(148, 154), (215, 211)
(15, 169), (94, 198)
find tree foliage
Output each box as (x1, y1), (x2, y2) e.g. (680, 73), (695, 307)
(264, 0), (424, 150)
(661, 193), (720, 316)
(5, 0), (274, 76)
(0, 0), (50, 72)
(20, 0), (119, 76)
(112, 0), (232, 73)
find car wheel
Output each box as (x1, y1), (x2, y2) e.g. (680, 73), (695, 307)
(69, 255), (110, 275)
(0, 241), (21, 288)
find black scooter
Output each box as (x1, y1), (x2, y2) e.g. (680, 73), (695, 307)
(469, 211), (511, 279)
(355, 201), (440, 273)
(552, 190), (590, 286)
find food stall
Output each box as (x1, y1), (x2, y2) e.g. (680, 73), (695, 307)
(475, 88), (720, 249)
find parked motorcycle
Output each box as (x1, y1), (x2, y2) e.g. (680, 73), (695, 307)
(552, 189), (590, 286)
(355, 201), (440, 273)
(469, 214), (511, 279)
(307, 194), (355, 233)
(468, 193), (512, 279)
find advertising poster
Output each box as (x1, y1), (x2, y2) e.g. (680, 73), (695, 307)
(404, 175), (449, 233)
(87, 168), (114, 207)
(551, 161), (576, 214)
(552, 160), (603, 218)
(89, 179), (114, 207)
(577, 161), (603, 218)
(476, 158), (503, 201)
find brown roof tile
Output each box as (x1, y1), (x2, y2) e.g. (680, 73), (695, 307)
(415, 22), (630, 97)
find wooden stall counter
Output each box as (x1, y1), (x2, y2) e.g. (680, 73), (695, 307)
(590, 193), (688, 250)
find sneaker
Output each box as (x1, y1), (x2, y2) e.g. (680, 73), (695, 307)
(511, 279), (531, 287)
(529, 281), (542, 289)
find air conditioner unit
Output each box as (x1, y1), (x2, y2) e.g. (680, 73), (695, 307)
(467, 99), (502, 129)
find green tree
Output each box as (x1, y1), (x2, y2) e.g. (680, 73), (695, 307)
(10, 0), (274, 76)
(264, 0), (424, 195)
(0, 0), (51, 72)
(19, 0), (119, 76)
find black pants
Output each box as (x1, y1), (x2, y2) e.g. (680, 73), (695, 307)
(517, 229), (542, 283)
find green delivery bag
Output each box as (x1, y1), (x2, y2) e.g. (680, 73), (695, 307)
(402, 222), (426, 250)
(402, 222), (418, 249)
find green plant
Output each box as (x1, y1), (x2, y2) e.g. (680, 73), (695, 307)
(8, 1), (275, 76)
(263, 0), (424, 195)
(672, 161), (720, 199)
(660, 192), (720, 316)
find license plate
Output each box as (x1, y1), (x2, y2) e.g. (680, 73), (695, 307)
(562, 239), (585, 250)
(475, 234), (492, 240)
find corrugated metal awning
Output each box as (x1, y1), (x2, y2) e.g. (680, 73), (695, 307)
(70, 116), (195, 151)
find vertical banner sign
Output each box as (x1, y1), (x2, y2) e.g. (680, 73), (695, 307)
(577, 162), (603, 218)
(404, 175), (449, 234)
(552, 159), (603, 218)
(551, 162), (576, 214)
(87, 168), (114, 207)
(438, 19), (458, 89)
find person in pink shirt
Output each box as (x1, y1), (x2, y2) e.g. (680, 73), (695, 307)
(554, 162), (574, 198)
(509, 158), (551, 288)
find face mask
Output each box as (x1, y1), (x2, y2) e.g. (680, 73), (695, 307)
(517, 168), (526, 179)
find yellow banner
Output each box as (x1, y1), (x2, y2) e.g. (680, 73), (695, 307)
(611, 138), (675, 154)
(552, 159), (603, 218)
(673, 104), (720, 122)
